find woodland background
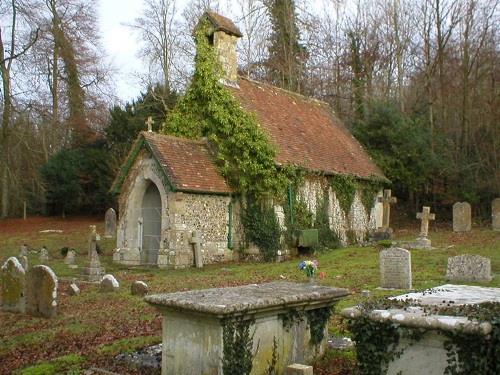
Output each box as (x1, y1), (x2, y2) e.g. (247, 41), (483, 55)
(0, 0), (498, 219)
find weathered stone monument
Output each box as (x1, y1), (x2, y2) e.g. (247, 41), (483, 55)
(452, 202), (471, 232)
(414, 206), (435, 249)
(64, 249), (77, 267)
(374, 189), (397, 239)
(1, 257), (26, 313)
(100, 274), (119, 292)
(492, 198), (500, 231)
(190, 231), (203, 268)
(286, 364), (313, 375)
(131, 281), (149, 296)
(19, 244), (28, 257)
(39, 246), (49, 263)
(26, 265), (58, 318)
(18, 255), (28, 271)
(104, 208), (117, 238)
(446, 254), (492, 282)
(68, 283), (80, 296)
(82, 225), (105, 282)
(146, 282), (349, 375)
(342, 285), (500, 375)
(379, 247), (412, 289)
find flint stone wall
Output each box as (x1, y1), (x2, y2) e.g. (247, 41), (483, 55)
(446, 255), (492, 282)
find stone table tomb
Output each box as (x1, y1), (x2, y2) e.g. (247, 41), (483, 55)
(145, 281), (349, 375)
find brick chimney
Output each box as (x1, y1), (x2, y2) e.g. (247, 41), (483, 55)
(196, 11), (242, 85)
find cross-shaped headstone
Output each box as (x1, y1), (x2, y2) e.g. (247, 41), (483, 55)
(88, 225), (99, 264)
(378, 189), (397, 229)
(189, 231), (203, 268)
(416, 206), (435, 238)
(145, 116), (154, 132)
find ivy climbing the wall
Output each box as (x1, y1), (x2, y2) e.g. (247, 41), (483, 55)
(163, 20), (287, 199)
(314, 190), (341, 250)
(222, 317), (255, 375)
(329, 174), (357, 214)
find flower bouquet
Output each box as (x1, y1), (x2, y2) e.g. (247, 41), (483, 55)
(298, 260), (318, 280)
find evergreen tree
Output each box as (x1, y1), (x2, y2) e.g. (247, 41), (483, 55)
(265, 0), (307, 93)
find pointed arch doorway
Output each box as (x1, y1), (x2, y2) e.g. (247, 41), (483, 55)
(140, 182), (162, 265)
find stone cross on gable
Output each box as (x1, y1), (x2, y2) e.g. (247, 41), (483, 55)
(416, 206), (435, 238)
(378, 189), (397, 229)
(146, 116), (154, 132)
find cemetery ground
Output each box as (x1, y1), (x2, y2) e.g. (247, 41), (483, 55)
(0, 217), (499, 375)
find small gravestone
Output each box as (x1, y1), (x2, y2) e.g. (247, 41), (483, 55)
(26, 265), (58, 318)
(39, 246), (49, 263)
(190, 231), (203, 268)
(68, 283), (80, 296)
(1, 257), (26, 313)
(286, 364), (313, 375)
(492, 198), (500, 231)
(380, 247), (412, 289)
(131, 281), (149, 296)
(446, 255), (492, 282)
(100, 274), (119, 292)
(82, 225), (105, 281)
(64, 249), (77, 267)
(19, 244), (28, 257)
(453, 202), (471, 232)
(104, 208), (117, 238)
(18, 255), (28, 271)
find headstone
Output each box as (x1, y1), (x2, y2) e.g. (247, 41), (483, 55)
(19, 244), (28, 257)
(378, 189), (397, 230)
(68, 283), (80, 296)
(82, 225), (105, 282)
(26, 265), (58, 318)
(131, 280), (149, 296)
(380, 247), (412, 289)
(189, 231), (203, 268)
(492, 198), (500, 231)
(39, 246), (49, 263)
(446, 255), (492, 282)
(100, 274), (119, 292)
(18, 255), (28, 271)
(286, 364), (314, 375)
(453, 202), (471, 232)
(64, 249), (76, 266)
(414, 206), (435, 249)
(104, 208), (117, 238)
(1, 257), (26, 313)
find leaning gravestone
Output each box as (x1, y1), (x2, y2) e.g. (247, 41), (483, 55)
(492, 198), (500, 231)
(446, 255), (492, 282)
(100, 274), (119, 292)
(1, 257), (26, 313)
(131, 281), (149, 296)
(26, 265), (58, 318)
(453, 202), (471, 232)
(104, 208), (117, 238)
(68, 283), (80, 296)
(380, 247), (412, 289)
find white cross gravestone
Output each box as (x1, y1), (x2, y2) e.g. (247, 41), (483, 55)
(414, 206), (435, 249)
(379, 247), (412, 289)
(492, 198), (500, 231)
(104, 208), (117, 238)
(146, 116), (154, 132)
(190, 231), (203, 268)
(378, 189), (397, 230)
(453, 202), (471, 232)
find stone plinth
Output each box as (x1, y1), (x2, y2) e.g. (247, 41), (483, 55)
(342, 284), (500, 375)
(145, 282), (349, 375)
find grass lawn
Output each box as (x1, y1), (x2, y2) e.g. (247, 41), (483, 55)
(0, 216), (499, 374)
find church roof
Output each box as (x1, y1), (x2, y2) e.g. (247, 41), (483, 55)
(112, 132), (233, 195)
(228, 77), (386, 181)
(200, 11), (243, 37)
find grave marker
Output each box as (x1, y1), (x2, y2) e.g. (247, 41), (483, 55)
(18, 255), (28, 271)
(26, 265), (58, 318)
(39, 246), (49, 263)
(131, 281), (149, 296)
(1, 257), (26, 313)
(492, 198), (500, 231)
(64, 249), (77, 266)
(446, 255), (492, 282)
(378, 189), (397, 230)
(100, 274), (119, 292)
(82, 225), (105, 282)
(104, 208), (117, 238)
(380, 247), (412, 289)
(190, 231), (203, 268)
(19, 244), (28, 257)
(414, 206), (435, 249)
(453, 202), (471, 232)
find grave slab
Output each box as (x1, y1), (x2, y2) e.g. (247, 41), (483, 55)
(145, 281), (349, 375)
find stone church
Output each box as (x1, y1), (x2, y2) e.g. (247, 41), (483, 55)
(111, 12), (387, 269)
